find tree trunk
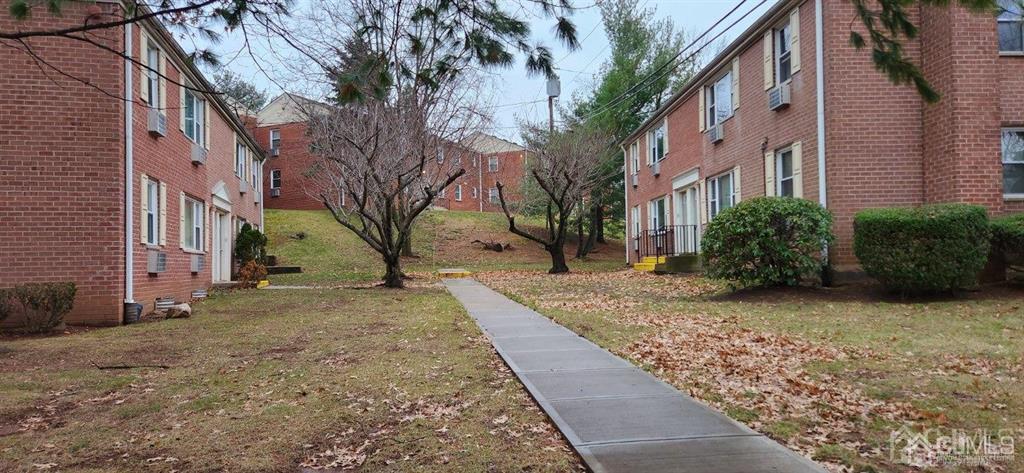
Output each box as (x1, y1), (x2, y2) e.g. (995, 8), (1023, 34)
(547, 244), (570, 274)
(383, 255), (404, 288)
(577, 205), (600, 258)
(595, 205), (606, 244)
(575, 207), (586, 258)
(400, 233), (414, 257)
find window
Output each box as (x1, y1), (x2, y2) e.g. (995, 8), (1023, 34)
(270, 169), (281, 189)
(455, 184), (463, 201)
(146, 178), (159, 245)
(235, 141), (246, 178)
(649, 197), (667, 231)
(775, 22), (792, 83)
(630, 142), (639, 174)
(1003, 128), (1024, 197)
(472, 187), (478, 198)
(183, 197), (204, 251)
(489, 187), (499, 204)
(647, 124), (666, 163)
(706, 72), (733, 127)
(183, 90), (204, 145)
(488, 156), (499, 172)
(707, 171), (736, 219)
(270, 129), (281, 150)
(439, 188), (446, 198)
(776, 148), (795, 197)
(437, 148), (445, 164)
(146, 46), (160, 106)
(999, 0), (1024, 53)
(251, 155), (259, 188)
(453, 156), (462, 167)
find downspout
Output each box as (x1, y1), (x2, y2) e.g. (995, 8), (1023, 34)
(815, 0), (827, 209)
(478, 153), (483, 212)
(260, 159), (265, 228)
(621, 145), (629, 265)
(124, 22), (134, 306)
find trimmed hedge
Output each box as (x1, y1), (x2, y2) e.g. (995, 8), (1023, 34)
(991, 213), (1024, 256)
(0, 282), (77, 333)
(702, 197), (833, 287)
(853, 204), (990, 294)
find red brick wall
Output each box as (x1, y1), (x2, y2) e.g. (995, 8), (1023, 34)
(253, 122), (324, 210)
(626, 0), (819, 263)
(822, 0), (926, 267)
(433, 149), (529, 212)
(130, 23), (264, 315)
(0, 3), (126, 326)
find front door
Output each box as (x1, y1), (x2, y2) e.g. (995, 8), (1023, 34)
(673, 186), (700, 253)
(212, 211), (232, 282)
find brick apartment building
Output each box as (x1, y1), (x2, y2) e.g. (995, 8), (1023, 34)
(0, 3), (265, 325)
(435, 132), (530, 212)
(623, 0), (1024, 269)
(251, 94), (530, 213)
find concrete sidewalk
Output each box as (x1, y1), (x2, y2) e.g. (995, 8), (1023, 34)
(444, 278), (826, 473)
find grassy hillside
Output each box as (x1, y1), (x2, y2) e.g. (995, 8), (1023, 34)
(264, 209), (626, 285)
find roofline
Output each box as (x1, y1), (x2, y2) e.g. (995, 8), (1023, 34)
(620, 0), (801, 146)
(132, 2), (265, 159)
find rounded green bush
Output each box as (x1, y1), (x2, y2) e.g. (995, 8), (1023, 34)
(853, 203), (990, 294)
(991, 213), (1024, 256)
(702, 197), (833, 287)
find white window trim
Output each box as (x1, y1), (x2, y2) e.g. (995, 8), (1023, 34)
(999, 0), (1024, 54)
(184, 196), (205, 252)
(1002, 127), (1024, 199)
(488, 187), (499, 203)
(269, 129), (281, 149)
(183, 90), (204, 145)
(455, 184), (463, 201)
(235, 141), (246, 178)
(647, 123), (666, 164)
(705, 71), (733, 128)
(471, 186), (478, 198)
(146, 46), (160, 106)
(630, 142), (640, 175)
(775, 22), (793, 85)
(649, 196), (668, 231)
(146, 179), (159, 245)
(488, 156), (499, 172)
(775, 147), (795, 197)
(270, 169), (281, 189)
(707, 170), (736, 219)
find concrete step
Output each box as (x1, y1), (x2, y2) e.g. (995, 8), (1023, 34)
(438, 268), (472, 278)
(633, 263), (656, 272)
(266, 265), (302, 275)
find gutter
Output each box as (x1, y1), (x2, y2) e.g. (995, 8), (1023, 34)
(619, 0), (800, 147)
(815, 0), (827, 209)
(124, 21), (134, 307)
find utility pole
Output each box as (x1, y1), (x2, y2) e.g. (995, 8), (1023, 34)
(546, 75), (560, 133)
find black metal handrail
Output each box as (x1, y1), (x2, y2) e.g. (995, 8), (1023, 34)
(634, 224), (700, 259)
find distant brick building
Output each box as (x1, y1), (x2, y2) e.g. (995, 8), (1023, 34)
(435, 132), (530, 212)
(622, 0), (1024, 269)
(0, 3), (265, 325)
(250, 96), (530, 213)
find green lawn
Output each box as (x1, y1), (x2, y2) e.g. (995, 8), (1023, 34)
(265, 209), (626, 285)
(478, 270), (1024, 473)
(0, 288), (581, 472)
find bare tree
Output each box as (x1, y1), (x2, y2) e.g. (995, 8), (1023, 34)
(496, 124), (609, 274)
(301, 0), (486, 287)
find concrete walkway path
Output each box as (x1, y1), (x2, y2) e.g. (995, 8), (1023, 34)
(444, 278), (826, 473)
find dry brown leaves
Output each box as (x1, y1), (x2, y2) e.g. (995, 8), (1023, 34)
(478, 269), (924, 472)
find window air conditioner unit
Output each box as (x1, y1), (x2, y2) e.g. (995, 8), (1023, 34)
(254, 191), (261, 204)
(147, 109), (167, 137)
(190, 254), (205, 273)
(270, 147), (280, 157)
(709, 124), (724, 144)
(768, 83), (792, 111)
(240, 180), (250, 194)
(147, 250), (167, 274)
(191, 143), (207, 165)
(631, 173), (639, 188)
(270, 188), (281, 197)
(651, 160), (661, 177)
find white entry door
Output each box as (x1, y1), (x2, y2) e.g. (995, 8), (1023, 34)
(212, 211), (232, 282)
(673, 186), (700, 253)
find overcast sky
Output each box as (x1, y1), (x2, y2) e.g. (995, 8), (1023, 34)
(201, 0), (779, 143)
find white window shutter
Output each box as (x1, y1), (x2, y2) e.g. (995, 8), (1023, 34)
(179, 77), (186, 133)
(731, 57), (740, 110)
(764, 151), (776, 196)
(698, 179), (708, 225)
(733, 166), (742, 203)
(158, 54), (167, 110)
(139, 34), (149, 104)
(790, 8), (802, 73)
(140, 174), (149, 244)
(159, 181), (167, 246)
(792, 141), (804, 198)
(204, 202), (210, 253)
(204, 100), (212, 149)
(763, 30), (774, 91)
(179, 192), (186, 248)
(698, 87), (706, 132)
